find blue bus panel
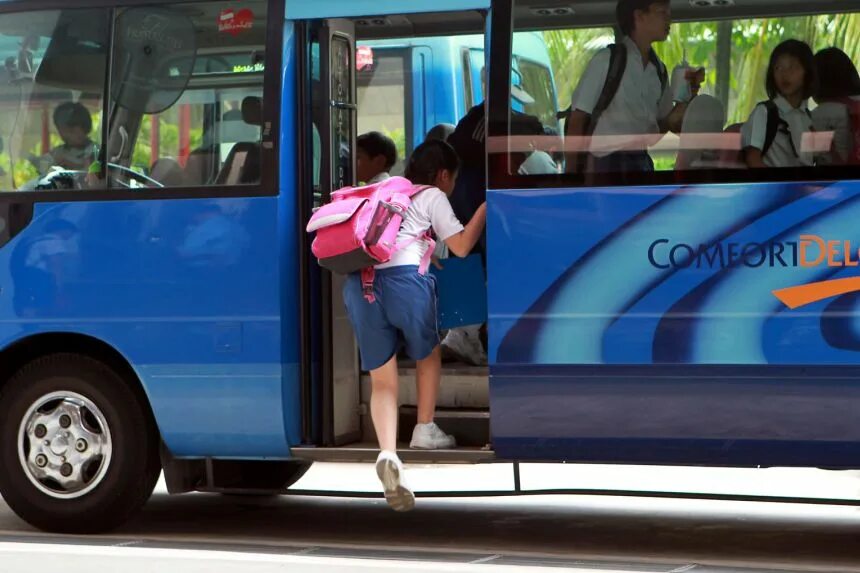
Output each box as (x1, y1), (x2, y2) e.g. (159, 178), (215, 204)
(488, 180), (860, 466)
(0, 196), (298, 458)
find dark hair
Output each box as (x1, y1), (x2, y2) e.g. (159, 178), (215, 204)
(53, 102), (92, 133)
(814, 47), (860, 101)
(765, 39), (818, 100)
(616, 0), (669, 36)
(356, 131), (397, 170)
(405, 140), (460, 185)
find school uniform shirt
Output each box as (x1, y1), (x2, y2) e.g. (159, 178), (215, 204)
(376, 186), (464, 270)
(368, 171), (391, 184)
(812, 95), (860, 165)
(741, 95), (814, 168)
(570, 36), (673, 157)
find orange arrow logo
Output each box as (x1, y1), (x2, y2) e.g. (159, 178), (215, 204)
(773, 276), (860, 309)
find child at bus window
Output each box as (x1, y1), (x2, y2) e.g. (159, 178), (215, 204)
(37, 102), (98, 174)
(742, 40), (818, 169)
(356, 131), (397, 185)
(342, 140), (487, 512)
(811, 47), (860, 166)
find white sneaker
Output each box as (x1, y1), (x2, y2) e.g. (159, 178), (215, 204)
(410, 422), (456, 449)
(375, 451), (415, 512)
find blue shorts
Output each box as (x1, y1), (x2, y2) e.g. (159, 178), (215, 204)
(343, 265), (440, 371)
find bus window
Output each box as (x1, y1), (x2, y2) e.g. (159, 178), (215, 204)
(356, 47), (409, 175)
(0, 9), (109, 191)
(107, 1), (267, 189)
(515, 54), (558, 131)
(499, 1), (860, 186)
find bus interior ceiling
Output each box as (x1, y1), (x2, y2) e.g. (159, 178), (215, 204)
(512, 0), (860, 30)
(352, 10), (485, 41)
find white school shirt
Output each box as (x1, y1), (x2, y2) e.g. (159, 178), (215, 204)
(741, 95), (814, 167)
(812, 95), (860, 165)
(376, 186), (464, 270)
(569, 36), (673, 157)
(368, 171), (391, 184)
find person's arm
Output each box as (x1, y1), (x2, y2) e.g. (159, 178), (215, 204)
(745, 147), (767, 168)
(444, 203), (486, 258)
(657, 66), (703, 134)
(659, 102), (688, 134)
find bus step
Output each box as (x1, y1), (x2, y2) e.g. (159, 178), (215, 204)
(290, 443), (494, 464)
(398, 406), (490, 448)
(360, 364), (488, 409)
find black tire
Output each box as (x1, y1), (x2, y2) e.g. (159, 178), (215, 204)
(0, 353), (161, 533)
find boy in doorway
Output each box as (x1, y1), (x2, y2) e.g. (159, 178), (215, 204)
(566, 0), (698, 173)
(356, 131), (397, 184)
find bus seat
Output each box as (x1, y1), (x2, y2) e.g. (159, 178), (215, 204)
(240, 95), (262, 127)
(676, 94), (726, 170)
(150, 157), (186, 186)
(214, 96), (262, 185)
(184, 144), (218, 186)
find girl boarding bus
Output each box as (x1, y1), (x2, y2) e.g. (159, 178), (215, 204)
(0, 0), (858, 531)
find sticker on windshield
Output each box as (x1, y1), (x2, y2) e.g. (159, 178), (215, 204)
(218, 8), (254, 36)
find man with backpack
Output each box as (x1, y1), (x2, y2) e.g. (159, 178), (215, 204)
(564, 0), (696, 174)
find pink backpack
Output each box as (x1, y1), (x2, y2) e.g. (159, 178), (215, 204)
(306, 176), (435, 302)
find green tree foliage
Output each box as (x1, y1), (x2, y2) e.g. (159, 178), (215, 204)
(543, 12), (860, 127)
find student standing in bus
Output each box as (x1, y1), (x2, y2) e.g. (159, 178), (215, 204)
(356, 131), (397, 184)
(565, 0), (693, 174)
(342, 140), (487, 511)
(742, 40), (818, 169)
(811, 47), (860, 166)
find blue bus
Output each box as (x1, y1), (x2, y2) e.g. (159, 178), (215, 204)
(0, 0), (858, 533)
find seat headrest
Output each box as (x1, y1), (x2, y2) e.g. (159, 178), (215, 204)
(242, 96), (263, 126)
(680, 94), (726, 134)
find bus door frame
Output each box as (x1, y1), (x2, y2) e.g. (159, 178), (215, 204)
(318, 19), (362, 446)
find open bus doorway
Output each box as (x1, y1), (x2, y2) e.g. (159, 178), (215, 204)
(299, 9), (501, 462)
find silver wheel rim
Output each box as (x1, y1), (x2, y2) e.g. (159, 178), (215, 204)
(17, 391), (113, 499)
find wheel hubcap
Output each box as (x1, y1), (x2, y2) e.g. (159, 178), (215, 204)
(17, 391), (112, 499)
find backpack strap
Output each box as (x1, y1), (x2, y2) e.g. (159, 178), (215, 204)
(587, 43), (627, 136)
(360, 185), (436, 303)
(361, 267), (376, 303)
(557, 43), (626, 128)
(649, 49), (668, 96)
(761, 100), (783, 156)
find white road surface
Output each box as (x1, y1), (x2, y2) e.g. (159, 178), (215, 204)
(2, 463), (860, 573)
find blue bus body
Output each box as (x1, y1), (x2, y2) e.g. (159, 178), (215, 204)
(0, 0), (853, 464)
(0, 0), (859, 533)
(0, 197), (297, 457)
(488, 179), (860, 466)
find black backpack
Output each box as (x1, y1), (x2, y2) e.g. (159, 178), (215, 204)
(759, 99), (813, 157)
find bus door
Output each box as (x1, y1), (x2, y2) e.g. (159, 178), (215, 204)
(318, 19), (362, 446)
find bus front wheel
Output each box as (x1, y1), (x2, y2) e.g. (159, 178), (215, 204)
(0, 353), (161, 533)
